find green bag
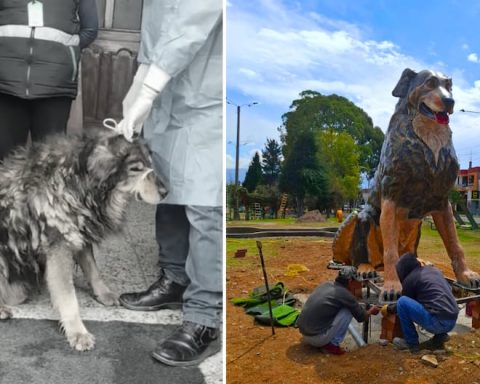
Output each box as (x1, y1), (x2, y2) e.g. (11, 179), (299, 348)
(254, 304), (300, 327)
(232, 282), (299, 327)
(231, 282), (286, 308)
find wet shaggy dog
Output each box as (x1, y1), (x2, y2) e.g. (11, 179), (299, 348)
(333, 68), (480, 301)
(0, 128), (167, 350)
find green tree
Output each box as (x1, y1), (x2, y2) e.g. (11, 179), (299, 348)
(316, 129), (361, 210)
(279, 132), (328, 216)
(261, 138), (282, 185)
(279, 90), (384, 178)
(242, 152), (262, 193)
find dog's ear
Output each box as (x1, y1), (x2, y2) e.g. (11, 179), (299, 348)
(87, 143), (119, 182)
(392, 68), (417, 98)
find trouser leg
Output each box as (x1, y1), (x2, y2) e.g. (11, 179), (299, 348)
(155, 204), (190, 285)
(30, 97), (72, 141)
(396, 296), (432, 345)
(330, 308), (354, 345)
(302, 308), (353, 347)
(0, 93), (30, 160)
(183, 205), (223, 329)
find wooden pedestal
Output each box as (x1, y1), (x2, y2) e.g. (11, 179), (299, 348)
(471, 301), (480, 329)
(380, 314), (403, 342)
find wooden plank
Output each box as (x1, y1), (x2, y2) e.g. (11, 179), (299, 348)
(81, 48), (101, 126)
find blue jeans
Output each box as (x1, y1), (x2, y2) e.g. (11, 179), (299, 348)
(396, 296), (457, 346)
(302, 308), (352, 347)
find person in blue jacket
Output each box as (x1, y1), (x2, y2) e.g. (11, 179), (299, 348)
(384, 252), (459, 352)
(0, 0), (98, 160)
(117, 0), (223, 367)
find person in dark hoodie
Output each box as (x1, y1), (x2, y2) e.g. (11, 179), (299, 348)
(384, 252), (459, 353)
(297, 266), (379, 355)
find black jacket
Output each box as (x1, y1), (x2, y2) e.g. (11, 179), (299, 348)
(396, 252), (459, 320)
(0, 0), (98, 99)
(296, 281), (367, 336)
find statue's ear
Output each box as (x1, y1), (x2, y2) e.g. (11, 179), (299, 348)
(392, 68), (417, 98)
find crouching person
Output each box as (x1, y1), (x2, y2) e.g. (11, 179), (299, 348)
(386, 252), (459, 353)
(296, 267), (379, 355)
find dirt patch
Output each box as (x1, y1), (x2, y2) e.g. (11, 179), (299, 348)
(296, 210), (326, 223)
(227, 238), (480, 384)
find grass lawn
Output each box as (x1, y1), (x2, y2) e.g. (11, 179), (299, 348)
(227, 221), (480, 272)
(227, 216), (341, 228)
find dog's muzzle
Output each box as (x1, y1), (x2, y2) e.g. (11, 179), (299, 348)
(134, 169), (168, 203)
(419, 101), (452, 125)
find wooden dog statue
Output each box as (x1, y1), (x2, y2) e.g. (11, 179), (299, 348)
(332, 68), (480, 301)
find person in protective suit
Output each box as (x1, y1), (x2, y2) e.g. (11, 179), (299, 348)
(117, 0), (222, 367)
(296, 267), (379, 355)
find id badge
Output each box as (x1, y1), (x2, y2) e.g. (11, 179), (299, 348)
(28, 1), (44, 27)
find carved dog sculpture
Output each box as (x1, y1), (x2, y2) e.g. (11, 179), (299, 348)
(333, 68), (480, 301)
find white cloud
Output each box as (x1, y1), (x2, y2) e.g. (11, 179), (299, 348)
(238, 67), (261, 79)
(468, 53), (479, 63)
(227, 1), (480, 169)
(227, 1), (425, 131)
(462, 43), (470, 50)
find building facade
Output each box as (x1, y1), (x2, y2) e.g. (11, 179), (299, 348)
(456, 163), (480, 214)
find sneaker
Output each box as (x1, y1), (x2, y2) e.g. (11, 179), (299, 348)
(393, 337), (420, 353)
(321, 343), (346, 355)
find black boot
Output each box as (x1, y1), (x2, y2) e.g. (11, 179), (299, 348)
(419, 333), (450, 350)
(152, 321), (221, 367)
(119, 270), (186, 311)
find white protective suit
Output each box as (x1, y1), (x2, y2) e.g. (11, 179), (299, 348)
(139, 0), (223, 207)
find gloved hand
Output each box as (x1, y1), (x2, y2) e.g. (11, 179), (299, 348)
(118, 64), (171, 141)
(122, 63), (149, 112)
(380, 304), (389, 317)
(380, 303), (397, 316)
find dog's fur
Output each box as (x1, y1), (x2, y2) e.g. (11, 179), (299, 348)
(0, 128), (167, 350)
(333, 68), (480, 300)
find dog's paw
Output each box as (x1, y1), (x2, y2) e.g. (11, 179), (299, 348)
(456, 269), (480, 289)
(68, 332), (96, 351)
(380, 280), (403, 303)
(95, 290), (120, 306)
(0, 306), (12, 320)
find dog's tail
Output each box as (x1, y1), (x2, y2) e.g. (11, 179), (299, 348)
(332, 205), (383, 269)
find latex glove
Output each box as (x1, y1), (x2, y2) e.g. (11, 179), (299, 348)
(380, 304), (389, 317)
(118, 65), (171, 141)
(380, 303), (397, 316)
(122, 64), (149, 112)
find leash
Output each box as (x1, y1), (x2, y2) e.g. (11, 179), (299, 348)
(103, 118), (120, 132)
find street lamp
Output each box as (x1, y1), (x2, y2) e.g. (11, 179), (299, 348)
(227, 99), (259, 220)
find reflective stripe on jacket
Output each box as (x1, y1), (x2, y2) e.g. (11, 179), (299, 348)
(0, 0), (81, 98)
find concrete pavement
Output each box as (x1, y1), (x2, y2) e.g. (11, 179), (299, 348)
(0, 201), (223, 384)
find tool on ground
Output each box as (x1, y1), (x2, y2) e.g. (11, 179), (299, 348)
(348, 322), (366, 347)
(256, 240), (275, 336)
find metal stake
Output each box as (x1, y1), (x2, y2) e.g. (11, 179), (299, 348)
(256, 241), (275, 336)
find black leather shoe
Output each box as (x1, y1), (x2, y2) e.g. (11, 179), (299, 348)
(151, 321), (221, 367)
(119, 271), (186, 311)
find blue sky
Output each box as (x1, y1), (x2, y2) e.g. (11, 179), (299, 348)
(226, 0), (480, 178)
